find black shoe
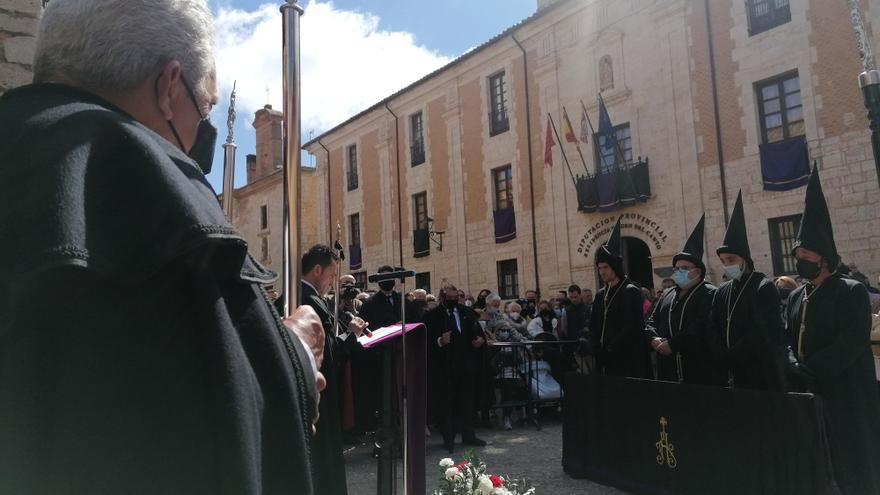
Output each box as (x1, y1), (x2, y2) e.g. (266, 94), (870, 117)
(462, 436), (487, 447)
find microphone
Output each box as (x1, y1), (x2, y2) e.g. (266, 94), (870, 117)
(368, 269), (416, 283)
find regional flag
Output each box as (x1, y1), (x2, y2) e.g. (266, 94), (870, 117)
(580, 110), (589, 144)
(562, 107), (578, 144)
(544, 116), (555, 167)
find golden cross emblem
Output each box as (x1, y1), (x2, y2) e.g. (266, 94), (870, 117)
(655, 417), (677, 469)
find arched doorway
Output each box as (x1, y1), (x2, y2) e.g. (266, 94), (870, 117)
(622, 236), (653, 289)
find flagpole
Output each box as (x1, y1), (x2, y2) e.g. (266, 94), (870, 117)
(548, 112), (578, 186)
(563, 105), (592, 178)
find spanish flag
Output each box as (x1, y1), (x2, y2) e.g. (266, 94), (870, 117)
(562, 107), (578, 144)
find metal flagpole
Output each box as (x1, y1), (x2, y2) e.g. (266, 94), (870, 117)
(221, 81), (237, 217)
(547, 112), (579, 186)
(281, 0), (304, 316)
(847, 0), (880, 189)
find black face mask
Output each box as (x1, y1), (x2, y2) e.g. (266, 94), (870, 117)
(796, 258), (822, 280)
(777, 287), (791, 300)
(444, 299), (458, 311)
(166, 76), (217, 174)
(378, 281), (395, 292)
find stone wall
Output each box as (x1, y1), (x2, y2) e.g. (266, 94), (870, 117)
(0, 0), (40, 94)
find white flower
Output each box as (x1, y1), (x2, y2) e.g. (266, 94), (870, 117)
(444, 466), (463, 481)
(491, 488), (511, 495)
(439, 458), (454, 468)
(476, 475), (494, 495)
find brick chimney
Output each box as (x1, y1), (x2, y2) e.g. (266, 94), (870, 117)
(246, 153), (257, 184)
(251, 104), (283, 182)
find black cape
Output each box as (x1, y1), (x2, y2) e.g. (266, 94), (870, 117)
(786, 274), (880, 494)
(710, 271), (786, 390)
(589, 278), (650, 378)
(0, 84), (318, 494)
(645, 282), (721, 385)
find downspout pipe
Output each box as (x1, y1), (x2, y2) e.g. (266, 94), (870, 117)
(704, 0), (730, 225)
(511, 33), (541, 296)
(319, 140), (332, 242)
(384, 102), (404, 267)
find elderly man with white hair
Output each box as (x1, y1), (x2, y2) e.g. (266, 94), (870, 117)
(0, 1), (325, 493)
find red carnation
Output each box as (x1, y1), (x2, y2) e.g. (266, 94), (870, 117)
(489, 475), (503, 487)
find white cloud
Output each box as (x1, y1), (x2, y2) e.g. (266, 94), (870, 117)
(213, 1), (452, 136)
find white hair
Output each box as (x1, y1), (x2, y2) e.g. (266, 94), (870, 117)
(486, 293), (502, 305)
(34, 0), (215, 100)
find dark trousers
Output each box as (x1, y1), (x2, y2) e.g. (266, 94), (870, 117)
(441, 372), (475, 442)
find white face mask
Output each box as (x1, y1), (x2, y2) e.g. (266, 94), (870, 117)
(464, 300), (473, 307)
(509, 312), (520, 320)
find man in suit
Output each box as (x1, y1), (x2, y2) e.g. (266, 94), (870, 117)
(301, 245), (369, 495)
(428, 285), (488, 453)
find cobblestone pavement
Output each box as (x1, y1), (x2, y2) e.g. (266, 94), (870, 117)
(344, 417), (628, 495)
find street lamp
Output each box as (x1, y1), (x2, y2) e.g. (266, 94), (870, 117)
(847, 0), (880, 188)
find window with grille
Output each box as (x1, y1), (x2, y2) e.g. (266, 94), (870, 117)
(352, 272), (367, 289)
(768, 214), (802, 275)
(415, 272), (431, 293)
(497, 259), (519, 300)
(492, 165), (513, 211)
(594, 123), (632, 174)
(410, 112), (425, 166)
(347, 144), (358, 191)
(413, 192), (428, 230)
(757, 73), (803, 144)
(747, 0), (791, 36)
(489, 72), (509, 136)
(260, 204), (268, 230)
(349, 213), (361, 247)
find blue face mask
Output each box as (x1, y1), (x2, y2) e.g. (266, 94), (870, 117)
(671, 268), (692, 288)
(723, 264), (743, 281)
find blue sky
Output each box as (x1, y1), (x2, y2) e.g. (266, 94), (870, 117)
(204, 0), (535, 191)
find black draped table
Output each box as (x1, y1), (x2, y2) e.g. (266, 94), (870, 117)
(562, 374), (834, 495)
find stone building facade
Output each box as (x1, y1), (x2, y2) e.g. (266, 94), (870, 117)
(0, 0), (41, 95)
(299, 0), (880, 298)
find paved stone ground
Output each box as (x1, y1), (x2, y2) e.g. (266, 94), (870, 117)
(345, 416), (628, 495)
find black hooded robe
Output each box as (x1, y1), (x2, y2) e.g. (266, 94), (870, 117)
(590, 278), (650, 378)
(786, 274), (880, 495)
(710, 271), (786, 390)
(0, 84), (317, 494)
(645, 282), (721, 385)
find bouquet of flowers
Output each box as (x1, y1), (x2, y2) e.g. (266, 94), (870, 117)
(433, 451), (535, 495)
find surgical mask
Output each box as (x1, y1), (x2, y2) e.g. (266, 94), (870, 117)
(509, 312), (520, 320)
(796, 259), (821, 280)
(378, 280), (395, 292)
(671, 268), (693, 288)
(464, 300), (473, 307)
(166, 76), (217, 174)
(723, 264), (743, 281)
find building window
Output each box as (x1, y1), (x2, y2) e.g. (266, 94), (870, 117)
(595, 123), (632, 173)
(349, 213), (361, 246)
(497, 259), (519, 300)
(413, 192), (429, 230)
(599, 55), (614, 91)
(415, 272), (431, 293)
(410, 111), (425, 166)
(488, 71), (509, 136)
(747, 0), (791, 36)
(260, 237), (269, 263)
(352, 271), (367, 289)
(492, 165), (513, 211)
(260, 204), (268, 230)
(757, 73), (804, 144)
(347, 144), (358, 191)
(768, 214), (802, 275)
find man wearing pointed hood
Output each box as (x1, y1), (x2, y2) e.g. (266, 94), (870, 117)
(588, 218), (651, 378)
(785, 166), (880, 495)
(710, 191), (786, 390)
(645, 215), (721, 384)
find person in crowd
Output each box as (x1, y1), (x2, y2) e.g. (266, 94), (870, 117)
(427, 285), (487, 453)
(588, 218), (651, 378)
(661, 278), (676, 292)
(300, 246), (369, 495)
(645, 215), (719, 384)
(527, 300), (559, 337)
(356, 291), (371, 303)
(518, 289), (540, 319)
(560, 284), (591, 341)
(0, 1), (327, 493)
(473, 289), (491, 310)
(426, 293), (439, 311)
(775, 275), (798, 315)
(710, 191), (785, 390)
(410, 288), (429, 321)
(484, 293), (526, 343)
(504, 301), (529, 336)
(784, 167), (880, 494)
(640, 287), (653, 317)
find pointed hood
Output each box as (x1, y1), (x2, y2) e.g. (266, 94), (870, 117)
(793, 164), (839, 267)
(716, 191), (753, 267)
(673, 214), (706, 271)
(596, 216), (625, 277)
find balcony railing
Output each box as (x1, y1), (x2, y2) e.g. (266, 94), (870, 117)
(576, 157), (650, 213)
(747, 0), (790, 36)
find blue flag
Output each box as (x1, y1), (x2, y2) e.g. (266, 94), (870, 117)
(597, 97), (617, 154)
